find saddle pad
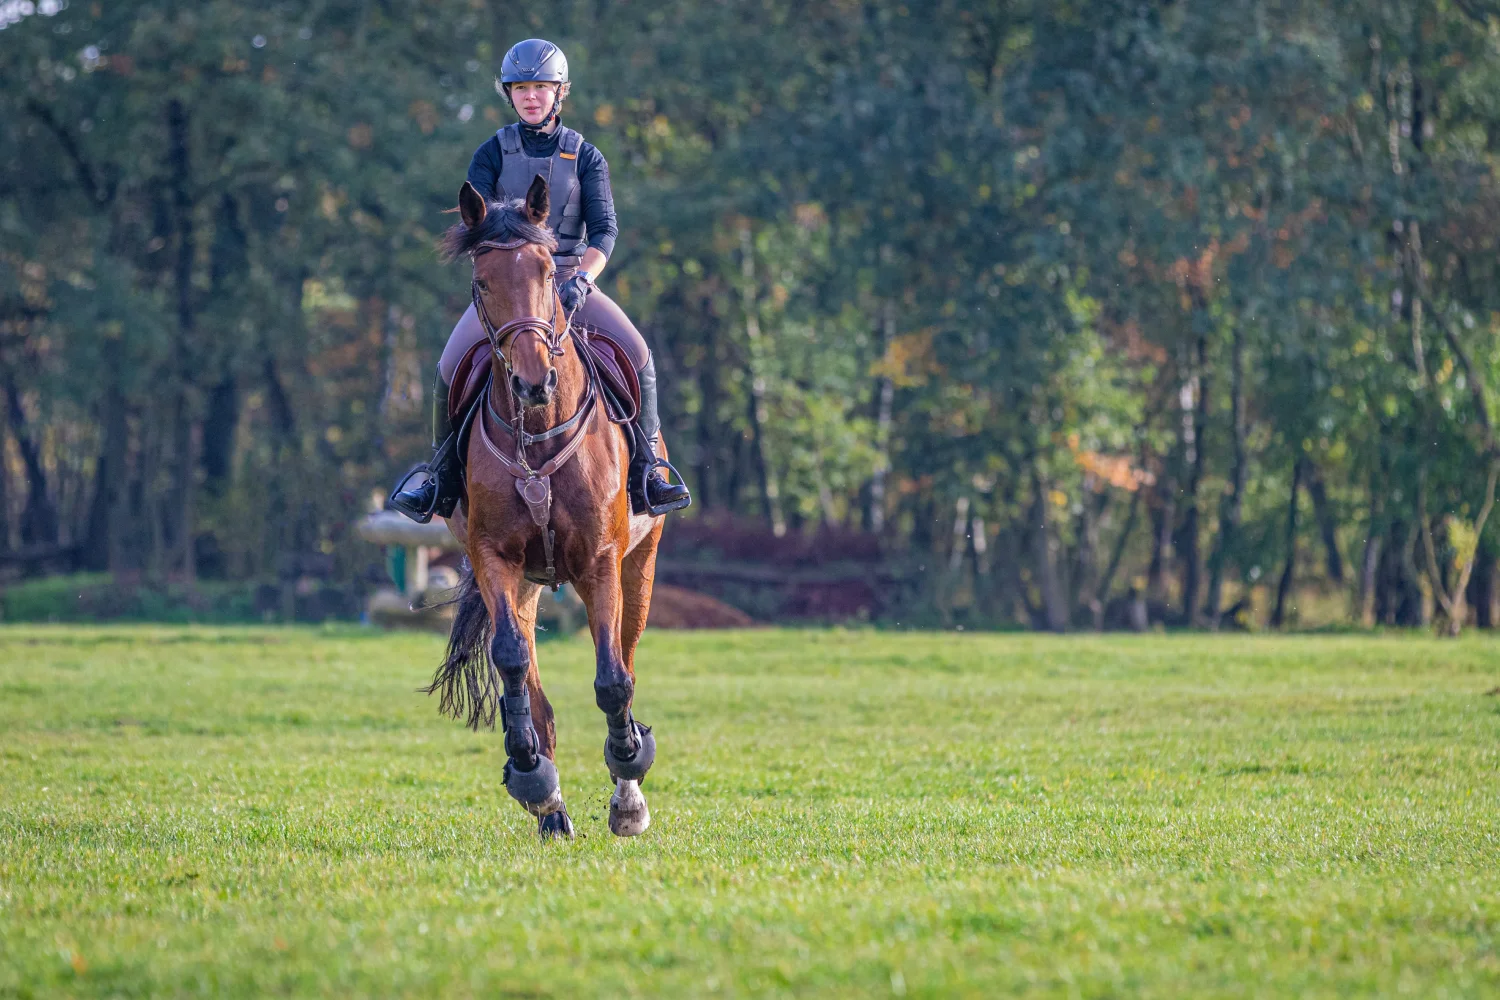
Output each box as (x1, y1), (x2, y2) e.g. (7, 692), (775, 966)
(448, 327), (640, 427)
(578, 325), (640, 424)
(448, 339), (493, 427)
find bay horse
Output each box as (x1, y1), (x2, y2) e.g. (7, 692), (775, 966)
(429, 176), (663, 840)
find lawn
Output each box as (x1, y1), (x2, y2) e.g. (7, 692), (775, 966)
(0, 626), (1497, 998)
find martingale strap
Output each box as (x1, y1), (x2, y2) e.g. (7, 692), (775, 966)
(486, 378), (595, 447)
(469, 237), (600, 590)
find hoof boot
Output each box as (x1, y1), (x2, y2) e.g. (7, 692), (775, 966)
(538, 807), (575, 840)
(504, 755), (562, 816)
(609, 779), (651, 837)
(604, 721), (656, 782)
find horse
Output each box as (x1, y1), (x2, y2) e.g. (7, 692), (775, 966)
(427, 175), (664, 840)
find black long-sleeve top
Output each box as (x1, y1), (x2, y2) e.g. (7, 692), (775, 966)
(465, 126), (619, 259)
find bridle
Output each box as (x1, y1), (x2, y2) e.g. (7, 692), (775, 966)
(469, 238), (573, 372)
(466, 237), (601, 591)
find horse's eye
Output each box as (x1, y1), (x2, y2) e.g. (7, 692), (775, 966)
(476, 280), (489, 292)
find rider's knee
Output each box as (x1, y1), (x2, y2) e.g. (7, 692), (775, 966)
(438, 303), (485, 385)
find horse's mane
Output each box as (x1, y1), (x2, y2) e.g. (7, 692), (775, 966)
(440, 198), (558, 261)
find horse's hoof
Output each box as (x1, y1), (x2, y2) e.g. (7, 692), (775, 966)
(538, 806), (575, 840)
(604, 721), (656, 782)
(609, 779), (651, 837)
(504, 755), (563, 816)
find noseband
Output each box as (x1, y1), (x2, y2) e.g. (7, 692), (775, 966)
(469, 238), (572, 370)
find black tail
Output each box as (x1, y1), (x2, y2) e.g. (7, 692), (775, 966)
(422, 567), (500, 730)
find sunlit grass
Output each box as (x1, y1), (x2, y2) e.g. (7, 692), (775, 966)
(1, 625), (1497, 997)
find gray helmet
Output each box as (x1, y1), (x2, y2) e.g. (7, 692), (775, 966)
(500, 39), (569, 84)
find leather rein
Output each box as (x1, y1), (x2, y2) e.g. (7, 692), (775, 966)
(467, 237), (602, 589)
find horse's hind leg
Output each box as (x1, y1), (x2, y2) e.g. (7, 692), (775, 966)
(472, 551), (571, 838)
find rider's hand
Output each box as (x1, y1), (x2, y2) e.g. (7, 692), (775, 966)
(559, 272), (594, 313)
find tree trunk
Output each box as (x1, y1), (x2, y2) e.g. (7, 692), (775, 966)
(1418, 461), (1499, 637)
(868, 300), (896, 532)
(1031, 467), (1068, 632)
(169, 98), (199, 582)
(1305, 462), (1345, 584)
(1147, 481), (1175, 613)
(1206, 321), (1246, 627)
(83, 337), (129, 571)
(738, 225), (784, 537)
(1093, 486), (1141, 628)
(1179, 333), (1210, 625)
(1073, 486), (1108, 624)
(1358, 456), (1387, 626)
(1468, 540), (1496, 629)
(1270, 456), (1305, 628)
(694, 314), (719, 510)
(3, 373), (58, 548)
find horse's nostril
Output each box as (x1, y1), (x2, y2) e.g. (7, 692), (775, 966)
(545, 368), (558, 390)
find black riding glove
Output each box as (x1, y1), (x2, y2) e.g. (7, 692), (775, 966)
(558, 272), (594, 314)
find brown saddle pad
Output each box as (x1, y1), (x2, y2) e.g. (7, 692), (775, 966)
(448, 339), (493, 427)
(579, 324), (640, 424)
(449, 328), (640, 427)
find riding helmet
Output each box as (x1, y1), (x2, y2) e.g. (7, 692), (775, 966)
(500, 39), (569, 84)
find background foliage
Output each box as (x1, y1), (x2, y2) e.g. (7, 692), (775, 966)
(4, 0), (1500, 630)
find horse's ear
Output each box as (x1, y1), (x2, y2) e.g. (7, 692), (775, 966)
(525, 173), (550, 225)
(458, 182), (487, 230)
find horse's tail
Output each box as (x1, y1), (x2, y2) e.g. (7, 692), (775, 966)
(422, 565), (501, 731)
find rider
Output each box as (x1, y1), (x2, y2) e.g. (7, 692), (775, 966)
(390, 38), (691, 522)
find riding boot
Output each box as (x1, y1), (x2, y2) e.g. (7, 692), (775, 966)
(629, 354), (692, 516)
(388, 374), (464, 523)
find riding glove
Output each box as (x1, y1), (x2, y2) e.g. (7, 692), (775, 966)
(558, 272), (594, 313)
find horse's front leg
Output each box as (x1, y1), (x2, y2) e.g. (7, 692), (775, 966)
(574, 553), (655, 837)
(471, 547), (571, 837)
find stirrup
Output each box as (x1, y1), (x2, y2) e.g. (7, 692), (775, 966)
(643, 457), (692, 517)
(387, 463), (441, 523)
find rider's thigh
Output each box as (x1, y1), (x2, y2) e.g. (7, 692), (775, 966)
(576, 288), (651, 371)
(439, 302), (487, 385)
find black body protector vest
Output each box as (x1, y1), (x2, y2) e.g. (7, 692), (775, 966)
(496, 123), (587, 266)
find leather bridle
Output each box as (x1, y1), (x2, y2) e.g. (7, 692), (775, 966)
(466, 237), (601, 591)
(469, 238), (572, 372)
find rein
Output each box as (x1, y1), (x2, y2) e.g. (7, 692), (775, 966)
(468, 237), (599, 590)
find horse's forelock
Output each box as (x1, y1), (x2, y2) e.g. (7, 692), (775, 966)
(440, 198), (558, 262)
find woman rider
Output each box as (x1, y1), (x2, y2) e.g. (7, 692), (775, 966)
(390, 38), (691, 521)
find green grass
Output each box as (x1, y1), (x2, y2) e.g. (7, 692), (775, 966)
(1, 626), (1498, 998)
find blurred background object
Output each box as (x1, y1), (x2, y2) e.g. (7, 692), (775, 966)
(2, 1), (1499, 633)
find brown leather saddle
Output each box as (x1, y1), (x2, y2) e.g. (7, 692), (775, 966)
(449, 325), (640, 429)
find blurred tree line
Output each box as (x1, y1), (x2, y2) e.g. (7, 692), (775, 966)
(3, 0), (1499, 631)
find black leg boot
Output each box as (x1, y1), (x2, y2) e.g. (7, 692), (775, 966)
(388, 374), (464, 523)
(629, 355), (692, 516)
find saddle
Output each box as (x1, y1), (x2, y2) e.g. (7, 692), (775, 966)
(448, 325), (640, 430)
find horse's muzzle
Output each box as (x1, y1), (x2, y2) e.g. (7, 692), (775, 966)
(511, 368), (558, 408)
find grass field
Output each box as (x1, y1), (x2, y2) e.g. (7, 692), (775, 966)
(1, 626), (1497, 998)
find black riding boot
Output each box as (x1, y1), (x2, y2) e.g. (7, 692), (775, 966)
(629, 355), (692, 516)
(388, 375), (464, 523)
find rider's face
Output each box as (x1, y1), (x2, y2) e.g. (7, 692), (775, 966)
(510, 81), (557, 125)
